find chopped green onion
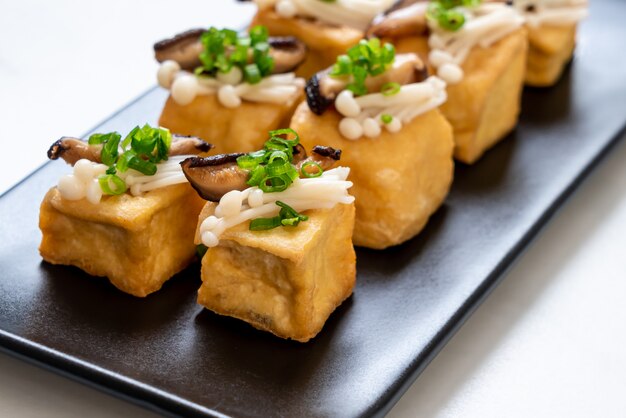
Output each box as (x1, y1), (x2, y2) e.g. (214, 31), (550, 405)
(249, 216), (282, 231)
(381, 114), (393, 124)
(330, 38), (396, 96)
(196, 244), (208, 258)
(128, 157), (157, 176)
(98, 174), (127, 195)
(249, 201), (308, 231)
(244, 63), (262, 84)
(381, 82), (401, 96)
(195, 26), (273, 84)
(89, 124), (172, 195)
(426, 0), (479, 31)
(259, 176), (289, 193)
(88, 132), (120, 145)
(300, 161), (323, 178)
(100, 134), (120, 166)
(247, 165), (267, 186)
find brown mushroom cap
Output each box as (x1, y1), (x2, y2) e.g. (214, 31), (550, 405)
(47, 137), (102, 166)
(296, 145), (342, 174)
(366, 0), (429, 39)
(181, 145), (342, 201)
(170, 135), (213, 156)
(154, 30), (307, 74)
(305, 53), (429, 115)
(48, 135), (212, 166)
(154, 28), (205, 70)
(268, 36), (308, 73)
(180, 154), (249, 202)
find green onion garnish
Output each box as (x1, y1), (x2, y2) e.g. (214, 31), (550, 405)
(381, 114), (393, 124)
(300, 161), (323, 178)
(236, 128), (316, 194)
(249, 201), (309, 231)
(381, 82), (401, 96)
(196, 244), (209, 259)
(98, 174), (127, 195)
(426, 0), (481, 32)
(89, 124), (171, 195)
(196, 26), (274, 85)
(330, 38), (396, 97)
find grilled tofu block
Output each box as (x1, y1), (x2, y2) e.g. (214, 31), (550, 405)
(525, 24), (577, 87)
(196, 201), (356, 342)
(394, 28), (528, 164)
(251, 8), (363, 78)
(291, 103), (454, 249)
(39, 183), (205, 297)
(159, 92), (303, 154)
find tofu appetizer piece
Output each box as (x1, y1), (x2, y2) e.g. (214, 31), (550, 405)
(39, 125), (211, 297)
(368, 0), (527, 164)
(290, 39), (454, 249)
(512, 0), (588, 87)
(155, 26), (307, 153)
(181, 129), (356, 342)
(241, 0), (397, 77)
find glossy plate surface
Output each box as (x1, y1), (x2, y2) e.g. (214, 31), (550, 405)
(1, 2), (625, 417)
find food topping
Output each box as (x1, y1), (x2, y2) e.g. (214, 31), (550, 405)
(155, 26), (306, 107)
(306, 39), (446, 140)
(426, 1), (525, 84)
(262, 0), (396, 31)
(512, 0), (588, 27)
(53, 124), (211, 204)
(188, 129), (354, 247)
(180, 154), (249, 202)
(367, 0), (429, 38)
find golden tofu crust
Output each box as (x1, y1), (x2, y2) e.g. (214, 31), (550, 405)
(290, 103), (454, 249)
(197, 202), (356, 342)
(39, 183), (206, 297)
(393, 28), (528, 164)
(251, 8), (363, 78)
(159, 91), (303, 154)
(525, 24), (577, 87)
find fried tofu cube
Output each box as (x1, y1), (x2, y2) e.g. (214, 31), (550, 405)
(39, 184), (206, 297)
(159, 91), (303, 154)
(196, 202), (356, 342)
(525, 24), (577, 87)
(290, 103), (454, 249)
(251, 8), (363, 78)
(394, 28), (528, 164)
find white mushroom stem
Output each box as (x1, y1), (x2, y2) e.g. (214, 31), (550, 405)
(336, 76), (448, 140)
(57, 156), (194, 204)
(266, 0), (396, 31)
(200, 167), (354, 247)
(428, 3), (525, 85)
(160, 64), (305, 108)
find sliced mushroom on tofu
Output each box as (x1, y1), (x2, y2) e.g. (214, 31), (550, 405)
(296, 145), (342, 175)
(180, 154), (249, 201)
(155, 29), (307, 74)
(47, 138), (103, 165)
(48, 135), (212, 166)
(170, 135), (214, 156)
(366, 0), (429, 39)
(305, 53), (429, 115)
(268, 37), (308, 73)
(154, 28), (205, 71)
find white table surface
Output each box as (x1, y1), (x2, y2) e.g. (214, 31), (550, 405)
(1, 1), (625, 417)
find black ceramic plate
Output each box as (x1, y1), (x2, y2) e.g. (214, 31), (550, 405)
(2, 1), (625, 417)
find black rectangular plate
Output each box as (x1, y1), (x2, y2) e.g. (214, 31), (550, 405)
(1, 2), (626, 417)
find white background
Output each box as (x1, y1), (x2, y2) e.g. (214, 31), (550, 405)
(1, 1), (626, 417)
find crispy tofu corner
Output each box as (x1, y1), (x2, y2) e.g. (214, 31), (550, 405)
(39, 184), (206, 297)
(197, 202), (356, 342)
(291, 103), (454, 249)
